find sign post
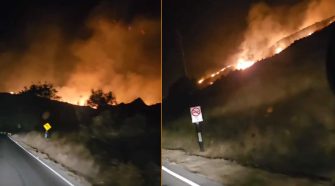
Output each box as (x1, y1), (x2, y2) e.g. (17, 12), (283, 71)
(190, 106), (204, 152)
(43, 123), (52, 139)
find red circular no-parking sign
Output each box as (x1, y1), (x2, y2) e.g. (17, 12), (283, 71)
(191, 107), (201, 116)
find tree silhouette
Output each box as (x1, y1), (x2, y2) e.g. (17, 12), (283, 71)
(87, 89), (117, 108)
(19, 82), (60, 100)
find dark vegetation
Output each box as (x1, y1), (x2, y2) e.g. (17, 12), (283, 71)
(19, 82), (60, 100)
(0, 91), (160, 185)
(163, 22), (335, 181)
(87, 89), (117, 108)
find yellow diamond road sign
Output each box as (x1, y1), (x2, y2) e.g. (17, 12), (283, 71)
(43, 123), (52, 131)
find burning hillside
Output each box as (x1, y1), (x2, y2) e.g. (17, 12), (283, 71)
(198, 15), (335, 87)
(163, 8), (335, 183)
(0, 1), (161, 106)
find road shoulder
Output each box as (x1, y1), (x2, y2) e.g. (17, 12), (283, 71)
(162, 149), (331, 186)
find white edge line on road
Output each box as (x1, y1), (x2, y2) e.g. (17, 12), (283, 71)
(8, 135), (75, 186)
(162, 166), (201, 186)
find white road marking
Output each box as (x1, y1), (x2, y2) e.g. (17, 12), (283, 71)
(8, 136), (75, 186)
(162, 166), (201, 186)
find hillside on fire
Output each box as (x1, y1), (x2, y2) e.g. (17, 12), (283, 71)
(163, 15), (335, 185)
(0, 92), (160, 186)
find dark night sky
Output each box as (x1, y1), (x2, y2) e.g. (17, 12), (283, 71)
(162, 0), (301, 97)
(0, 0), (160, 52)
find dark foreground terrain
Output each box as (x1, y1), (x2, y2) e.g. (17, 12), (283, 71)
(0, 93), (160, 186)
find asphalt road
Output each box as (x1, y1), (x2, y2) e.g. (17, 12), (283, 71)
(162, 161), (222, 186)
(0, 134), (71, 186)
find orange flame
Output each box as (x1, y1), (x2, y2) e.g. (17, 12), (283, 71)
(197, 16), (335, 87)
(235, 59), (255, 70)
(275, 47), (284, 54)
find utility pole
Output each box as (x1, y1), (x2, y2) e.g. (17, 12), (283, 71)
(176, 30), (189, 78)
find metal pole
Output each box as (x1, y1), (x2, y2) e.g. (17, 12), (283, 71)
(176, 30), (189, 78)
(195, 122), (204, 152)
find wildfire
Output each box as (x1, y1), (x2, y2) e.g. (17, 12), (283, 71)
(61, 95), (99, 109)
(77, 97), (87, 106)
(56, 87), (91, 106)
(61, 95), (89, 106)
(275, 47), (284, 54)
(197, 66), (232, 85)
(197, 16), (335, 87)
(235, 59), (255, 70)
(198, 78), (204, 84)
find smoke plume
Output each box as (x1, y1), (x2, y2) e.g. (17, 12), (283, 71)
(229, 0), (335, 64)
(0, 3), (161, 105)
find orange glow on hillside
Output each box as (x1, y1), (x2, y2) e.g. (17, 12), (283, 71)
(235, 59), (255, 70)
(197, 16), (335, 87)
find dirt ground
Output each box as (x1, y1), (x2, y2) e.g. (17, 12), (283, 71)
(163, 149), (332, 186)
